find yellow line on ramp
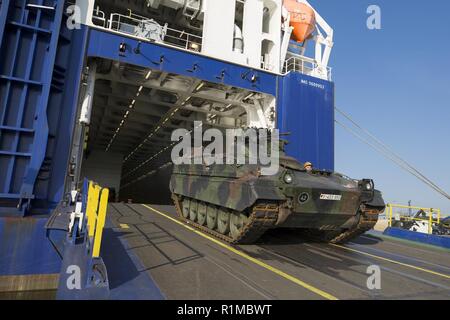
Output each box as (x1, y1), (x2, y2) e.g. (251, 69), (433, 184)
(142, 204), (338, 300)
(331, 244), (450, 280)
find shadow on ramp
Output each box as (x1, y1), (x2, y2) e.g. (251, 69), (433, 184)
(101, 227), (165, 300)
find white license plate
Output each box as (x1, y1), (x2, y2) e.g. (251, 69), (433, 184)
(320, 194), (342, 201)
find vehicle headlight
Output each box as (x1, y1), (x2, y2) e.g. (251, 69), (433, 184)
(284, 173), (293, 184)
(359, 179), (374, 191)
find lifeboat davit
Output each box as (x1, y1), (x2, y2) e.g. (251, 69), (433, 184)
(284, 0), (316, 42)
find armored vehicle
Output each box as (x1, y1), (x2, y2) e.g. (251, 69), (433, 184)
(169, 141), (385, 244)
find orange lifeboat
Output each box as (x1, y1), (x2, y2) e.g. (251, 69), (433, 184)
(283, 0), (316, 42)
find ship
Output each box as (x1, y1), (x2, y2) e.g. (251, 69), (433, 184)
(0, 0), (342, 298)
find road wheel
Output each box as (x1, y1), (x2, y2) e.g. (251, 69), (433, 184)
(189, 200), (198, 222)
(197, 202), (207, 226)
(217, 209), (230, 235)
(230, 212), (249, 240)
(182, 198), (190, 219)
(206, 205), (218, 230)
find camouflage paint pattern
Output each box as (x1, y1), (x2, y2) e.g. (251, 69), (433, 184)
(170, 152), (385, 230)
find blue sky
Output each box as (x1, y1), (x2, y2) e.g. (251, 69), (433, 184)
(308, 0), (450, 214)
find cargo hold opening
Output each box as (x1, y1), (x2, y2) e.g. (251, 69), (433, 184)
(76, 58), (274, 205)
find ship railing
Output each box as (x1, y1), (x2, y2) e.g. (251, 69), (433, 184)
(93, 11), (202, 53)
(261, 55), (276, 72)
(386, 203), (441, 235)
(283, 55), (332, 81)
(92, 7), (106, 28)
(164, 27), (203, 52)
